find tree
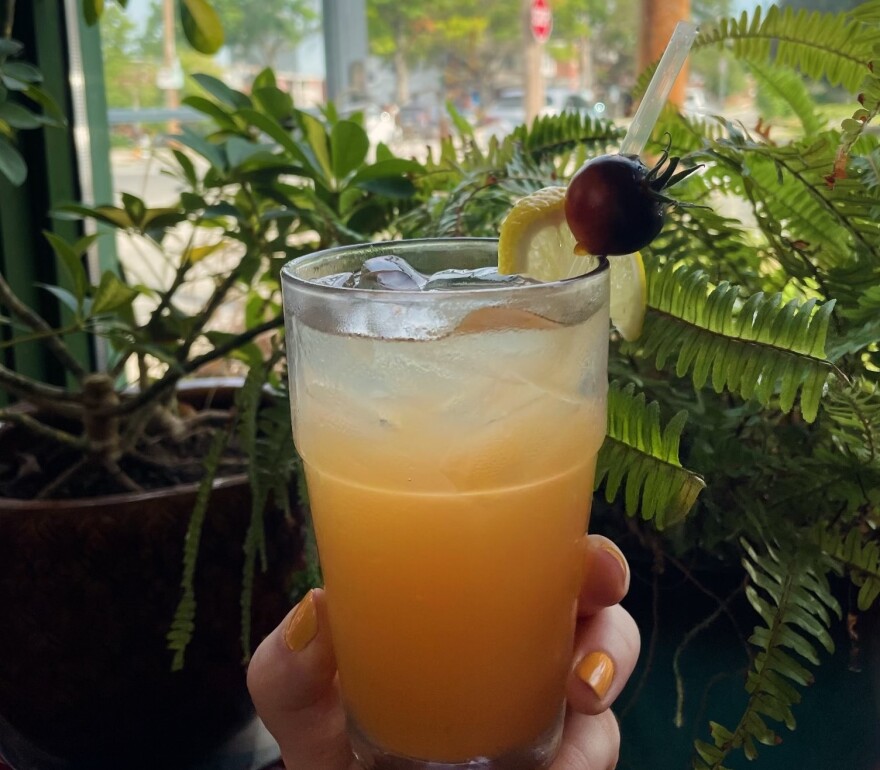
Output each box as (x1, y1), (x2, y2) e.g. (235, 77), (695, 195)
(366, 2), (501, 106)
(780, 0), (861, 11)
(100, 4), (161, 109)
(209, 0), (318, 69)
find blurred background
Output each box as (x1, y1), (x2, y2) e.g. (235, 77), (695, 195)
(102, 0), (859, 205)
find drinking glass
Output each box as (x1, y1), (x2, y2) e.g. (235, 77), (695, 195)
(281, 238), (609, 769)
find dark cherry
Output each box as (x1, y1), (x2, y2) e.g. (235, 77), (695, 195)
(564, 143), (700, 255)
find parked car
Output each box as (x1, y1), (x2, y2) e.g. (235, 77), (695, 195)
(481, 88), (605, 139)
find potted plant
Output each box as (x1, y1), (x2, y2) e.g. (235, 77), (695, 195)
(379, 3), (878, 767)
(0, 6), (425, 767)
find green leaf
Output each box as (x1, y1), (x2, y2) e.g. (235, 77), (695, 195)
(82, 0), (105, 25)
(91, 271), (139, 315)
(298, 111), (332, 182)
(2, 62), (43, 88)
(58, 203), (133, 229)
(224, 136), (269, 168)
(180, 0), (225, 55)
(353, 176), (416, 199)
(639, 264), (835, 422)
(252, 68), (276, 90)
(595, 382), (705, 528)
(35, 283), (81, 315)
(330, 120), (369, 180)
(191, 73), (248, 109)
(121, 193), (146, 228)
(181, 94), (238, 128)
(252, 86), (293, 122)
(44, 231), (88, 302)
(0, 40), (23, 58)
(175, 126), (226, 169)
(0, 101), (44, 129)
(0, 135), (26, 185)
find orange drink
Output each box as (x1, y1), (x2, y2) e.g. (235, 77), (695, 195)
(282, 239), (609, 769)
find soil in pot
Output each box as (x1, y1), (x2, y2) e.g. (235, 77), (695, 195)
(0, 383), (304, 769)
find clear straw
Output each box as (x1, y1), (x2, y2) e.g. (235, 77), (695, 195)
(618, 20), (699, 157)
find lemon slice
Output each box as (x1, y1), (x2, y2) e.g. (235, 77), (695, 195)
(498, 186), (647, 341)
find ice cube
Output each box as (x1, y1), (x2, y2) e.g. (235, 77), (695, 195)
(355, 255), (428, 290)
(313, 271), (355, 288)
(423, 266), (539, 291)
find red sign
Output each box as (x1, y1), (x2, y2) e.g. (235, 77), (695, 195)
(530, 0), (553, 44)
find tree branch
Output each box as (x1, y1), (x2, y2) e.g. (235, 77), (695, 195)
(2, 0), (14, 39)
(0, 409), (85, 449)
(0, 360), (83, 414)
(107, 315), (284, 418)
(0, 270), (87, 379)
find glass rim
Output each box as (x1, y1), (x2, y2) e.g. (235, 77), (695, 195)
(280, 237), (609, 299)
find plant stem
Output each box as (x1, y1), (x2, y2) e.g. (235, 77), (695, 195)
(107, 315), (284, 418)
(2, 0), (14, 39)
(0, 360), (83, 413)
(0, 409), (85, 448)
(0, 270), (87, 380)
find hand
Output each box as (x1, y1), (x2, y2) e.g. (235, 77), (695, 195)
(248, 534), (640, 770)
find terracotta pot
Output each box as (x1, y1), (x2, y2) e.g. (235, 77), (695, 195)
(0, 383), (302, 769)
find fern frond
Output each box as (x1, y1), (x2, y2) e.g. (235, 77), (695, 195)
(693, 539), (840, 769)
(821, 377), (880, 465)
(833, 6), (880, 168)
(167, 417), (235, 671)
(640, 5), (875, 98)
(236, 366), (297, 661)
(509, 111), (623, 165)
(852, 147), (880, 191)
(595, 382), (705, 529)
(647, 203), (775, 291)
(814, 526), (880, 611)
(745, 60), (822, 136)
(707, 134), (880, 262)
(637, 265), (835, 422)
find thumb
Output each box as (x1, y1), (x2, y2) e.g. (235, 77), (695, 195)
(247, 589), (355, 770)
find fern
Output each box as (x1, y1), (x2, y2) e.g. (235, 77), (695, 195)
(236, 365), (298, 661)
(822, 377), (880, 465)
(509, 111), (623, 166)
(637, 264), (835, 422)
(693, 540), (840, 769)
(745, 60), (823, 136)
(706, 133), (880, 263)
(639, 5), (876, 98)
(595, 382), (705, 529)
(237, 368), (270, 662)
(832, 5), (880, 174)
(815, 526), (880, 612)
(852, 146), (880, 191)
(167, 417), (236, 671)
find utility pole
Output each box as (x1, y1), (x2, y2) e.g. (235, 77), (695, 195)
(523, 0), (546, 124)
(638, 0), (691, 108)
(162, 0), (179, 132)
(323, 0), (368, 108)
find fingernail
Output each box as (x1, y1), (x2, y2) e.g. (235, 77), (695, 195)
(576, 651), (615, 699)
(284, 590), (318, 652)
(600, 542), (629, 583)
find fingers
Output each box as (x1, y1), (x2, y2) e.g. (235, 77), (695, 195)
(551, 709), (621, 770)
(247, 589), (356, 770)
(578, 535), (631, 616)
(567, 603), (641, 716)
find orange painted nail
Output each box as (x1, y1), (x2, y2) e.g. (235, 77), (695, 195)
(284, 590), (318, 652)
(576, 651), (615, 699)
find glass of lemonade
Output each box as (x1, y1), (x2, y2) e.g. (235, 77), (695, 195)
(281, 237), (609, 769)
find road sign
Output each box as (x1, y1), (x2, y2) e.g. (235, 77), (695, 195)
(530, 0), (552, 44)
